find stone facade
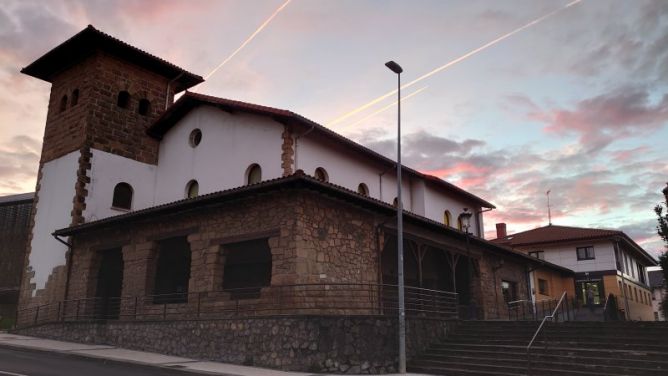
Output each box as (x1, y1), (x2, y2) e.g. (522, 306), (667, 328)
(15, 316), (454, 374)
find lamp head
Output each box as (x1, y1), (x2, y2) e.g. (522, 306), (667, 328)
(460, 208), (473, 233)
(385, 61), (403, 74)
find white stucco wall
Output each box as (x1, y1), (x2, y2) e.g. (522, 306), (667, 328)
(423, 184), (482, 235)
(84, 149), (158, 221)
(154, 106), (284, 204)
(533, 241), (616, 273)
(28, 151), (79, 292)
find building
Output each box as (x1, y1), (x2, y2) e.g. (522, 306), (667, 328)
(13, 25), (574, 371)
(0, 193), (33, 328)
(649, 270), (665, 321)
(493, 223), (657, 321)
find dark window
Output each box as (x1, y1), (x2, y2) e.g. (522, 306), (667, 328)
(443, 210), (451, 226)
(154, 237), (191, 304)
(624, 254), (630, 274)
(71, 89), (79, 106)
(615, 247), (623, 271)
(576, 246), (595, 260)
(59, 95), (68, 113)
(357, 183), (369, 196)
(222, 238), (272, 299)
(393, 197), (399, 208)
(638, 264), (646, 284)
(117, 91), (130, 108)
(501, 280), (517, 303)
(186, 180), (199, 198)
(246, 164), (262, 185)
(529, 251), (545, 260)
(111, 182), (133, 210)
(314, 167), (328, 182)
(138, 99), (151, 115)
(538, 278), (548, 295)
(189, 129), (202, 147)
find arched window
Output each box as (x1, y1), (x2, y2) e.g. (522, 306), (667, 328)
(246, 164), (262, 185)
(457, 216), (463, 231)
(444, 210), (451, 226)
(392, 197), (399, 208)
(71, 89), (79, 107)
(112, 182), (133, 210)
(357, 183), (369, 196)
(117, 91), (130, 109)
(59, 95), (68, 113)
(186, 180), (199, 198)
(314, 167), (328, 182)
(138, 98), (151, 116)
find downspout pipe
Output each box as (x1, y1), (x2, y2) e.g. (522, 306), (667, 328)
(52, 233), (74, 302)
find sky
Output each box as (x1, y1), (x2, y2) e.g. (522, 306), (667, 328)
(0, 0), (667, 256)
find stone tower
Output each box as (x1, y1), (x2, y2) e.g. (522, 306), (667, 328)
(19, 25), (202, 307)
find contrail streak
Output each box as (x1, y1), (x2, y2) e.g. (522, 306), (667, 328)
(327, 0), (583, 127)
(203, 0), (292, 81)
(344, 86), (428, 130)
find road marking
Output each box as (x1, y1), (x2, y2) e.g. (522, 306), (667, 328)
(0, 371), (30, 376)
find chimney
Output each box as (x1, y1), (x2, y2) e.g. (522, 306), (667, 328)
(496, 223), (507, 239)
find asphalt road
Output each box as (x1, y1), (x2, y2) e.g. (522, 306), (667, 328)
(0, 346), (200, 376)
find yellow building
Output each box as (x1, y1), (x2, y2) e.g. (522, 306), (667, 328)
(493, 223), (657, 321)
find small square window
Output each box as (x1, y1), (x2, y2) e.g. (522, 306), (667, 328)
(529, 251), (545, 260)
(538, 278), (548, 295)
(576, 246), (595, 260)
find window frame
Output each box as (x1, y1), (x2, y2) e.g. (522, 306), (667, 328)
(443, 210), (451, 227)
(185, 180), (199, 199)
(117, 91), (130, 109)
(501, 280), (517, 303)
(314, 167), (329, 182)
(528, 251), (545, 260)
(538, 278), (548, 295)
(576, 246), (595, 261)
(246, 164), (262, 185)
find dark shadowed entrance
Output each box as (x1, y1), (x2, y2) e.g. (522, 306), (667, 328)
(95, 248), (123, 319)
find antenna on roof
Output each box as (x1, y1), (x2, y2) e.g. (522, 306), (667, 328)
(546, 189), (552, 226)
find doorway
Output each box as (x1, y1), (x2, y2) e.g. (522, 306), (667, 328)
(576, 280), (604, 307)
(95, 248), (124, 319)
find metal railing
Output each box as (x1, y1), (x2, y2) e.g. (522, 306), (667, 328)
(603, 293), (624, 321)
(16, 283), (458, 327)
(507, 295), (575, 321)
(526, 291), (569, 375)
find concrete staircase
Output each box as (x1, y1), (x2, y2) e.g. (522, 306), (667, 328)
(408, 321), (668, 376)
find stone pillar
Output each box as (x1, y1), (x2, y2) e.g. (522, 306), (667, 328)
(188, 233), (222, 293)
(120, 241), (157, 318)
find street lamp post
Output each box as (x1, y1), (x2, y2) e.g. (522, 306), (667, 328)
(460, 208), (473, 318)
(385, 60), (405, 374)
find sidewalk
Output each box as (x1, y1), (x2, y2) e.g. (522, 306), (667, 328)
(0, 332), (430, 376)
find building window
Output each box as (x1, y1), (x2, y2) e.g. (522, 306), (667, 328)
(655, 312), (660, 321)
(71, 89), (79, 107)
(357, 183), (369, 196)
(538, 278), (548, 295)
(501, 280), (517, 303)
(576, 246), (595, 260)
(222, 238), (272, 299)
(117, 91), (130, 108)
(189, 129), (202, 147)
(528, 251), (545, 260)
(624, 254), (630, 274)
(185, 180), (199, 198)
(153, 236), (191, 304)
(314, 167), (328, 182)
(392, 197), (399, 208)
(457, 216), (463, 231)
(638, 264), (646, 284)
(111, 182), (133, 210)
(59, 95), (68, 113)
(618, 281), (623, 296)
(138, 99), (151, 116)
(634, 287), (638, 302)
(444, 210), (451, 226)
(246, 164), (262, 185)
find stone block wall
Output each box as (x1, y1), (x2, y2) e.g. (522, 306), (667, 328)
(14, 315), (454, 374)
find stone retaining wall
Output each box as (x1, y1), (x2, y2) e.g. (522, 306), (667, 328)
(14, 315), (454, 373)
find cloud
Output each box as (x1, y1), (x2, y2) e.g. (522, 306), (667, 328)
(527, 89), (668, 152)
(0, 135), (40, 195)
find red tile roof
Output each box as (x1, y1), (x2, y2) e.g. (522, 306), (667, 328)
(147, 92), (495, 209)
(21, 25), (203, 92)
(492, 224), (657, 266)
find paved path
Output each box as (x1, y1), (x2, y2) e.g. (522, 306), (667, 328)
(0, 333), (430, 376)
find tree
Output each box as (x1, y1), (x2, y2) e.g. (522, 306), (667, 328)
(655, 187), (668, 317)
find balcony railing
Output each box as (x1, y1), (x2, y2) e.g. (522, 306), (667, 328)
(17, 283), (458, 327)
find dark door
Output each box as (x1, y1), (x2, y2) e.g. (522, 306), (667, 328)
(95, 248), (123, 319)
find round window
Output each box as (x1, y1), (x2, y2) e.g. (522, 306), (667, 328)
(189, 129), (202, 147)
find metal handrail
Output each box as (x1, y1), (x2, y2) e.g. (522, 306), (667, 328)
(526, 291), (567, 375)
